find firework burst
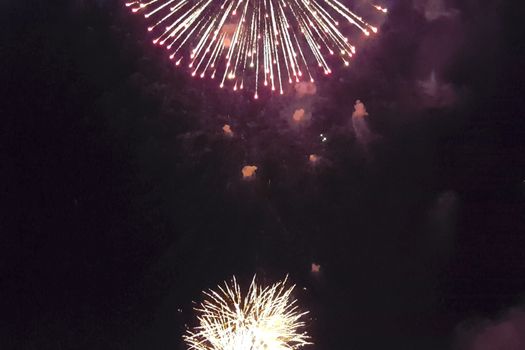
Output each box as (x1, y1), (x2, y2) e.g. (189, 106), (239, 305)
(184, 276), (311, 350)
(126, 0), (386, 98)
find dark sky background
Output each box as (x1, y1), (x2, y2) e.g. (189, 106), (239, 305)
(4, 0), (525, 349)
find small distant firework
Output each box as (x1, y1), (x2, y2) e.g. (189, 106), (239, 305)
(126, 0), (387, 97)
(184, 276), (311, 350)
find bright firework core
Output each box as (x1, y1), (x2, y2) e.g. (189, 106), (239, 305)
(126, 0), (387, 98)
(184, 276), (311, 350)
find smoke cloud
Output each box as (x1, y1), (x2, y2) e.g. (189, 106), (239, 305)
(222, 124), (234, 137)
(292, 108), (306, 123)
(309, 154), (320, 165)
(456, 308), (525, 350)
(294, 81), (317, 97)
(351, 100), (375, 147)
(311, 263), (321, 273)
(417, 70), (457, 108)
(413, 0), (459, 21)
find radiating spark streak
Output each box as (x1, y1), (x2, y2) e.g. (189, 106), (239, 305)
(184, 276), (312, 350)
(127, 0), (386, 96)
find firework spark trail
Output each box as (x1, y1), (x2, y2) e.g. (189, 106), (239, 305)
(126, 0), (387, 98)
(184, 276), (311, 350)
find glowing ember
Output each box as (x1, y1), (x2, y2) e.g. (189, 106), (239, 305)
(126, 0), (387, 97)
(222, 124), (234, 136)
(311, 263), (321, 272)
(352, 99), (368, 119)
(309, 154), (320, 164)
(184, 276), (312, 350)
(293, 108), (306, 122)
(242, 165), (258, 179)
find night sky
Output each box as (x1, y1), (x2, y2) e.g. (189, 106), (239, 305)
(4, 0), (525, 349)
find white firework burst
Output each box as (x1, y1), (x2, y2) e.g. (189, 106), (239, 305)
(184, 276), (312, 350)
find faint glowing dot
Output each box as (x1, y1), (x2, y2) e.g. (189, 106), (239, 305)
(222, 124), (233, 137)
(309, 154), (320, 165)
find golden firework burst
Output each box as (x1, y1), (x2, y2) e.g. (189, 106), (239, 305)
(184, 276), (312, 350)
(126, 0), (387, 97)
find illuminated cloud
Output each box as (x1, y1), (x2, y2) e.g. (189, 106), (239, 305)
(352, 100), (369, 119)
(222, 124), (234, 137)
(242, 165), (258, 180)
(294, 81), (317, 97)
(311, 263), (321, 273)
(309, 154), (320, 165)
(457, 309), (525, 350)
(292, 108), (306, 123)
(413, 0), (459, 21)
(351, 100), (375, 147)
(287, 107), (311, 127)
(221, 23), (237, 48)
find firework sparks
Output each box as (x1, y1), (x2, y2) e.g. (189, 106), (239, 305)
(184, 276), (311, 350)
(126, 0), (387, 97)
